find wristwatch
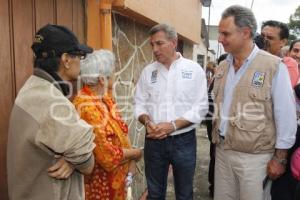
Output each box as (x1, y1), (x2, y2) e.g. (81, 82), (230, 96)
(170, 120), (177, 131)
(272, 156), (287, 165)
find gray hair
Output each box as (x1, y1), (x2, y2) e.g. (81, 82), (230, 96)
(221, 5), (257, 38)
(149, 23), (178, 40)
(80, 49), (115, 85)
(281, 45), (290, 57)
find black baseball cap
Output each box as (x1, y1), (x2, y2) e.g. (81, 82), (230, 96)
(31, 24), (92, 58)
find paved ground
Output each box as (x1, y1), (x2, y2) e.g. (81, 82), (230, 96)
(166, 126), (213, 200)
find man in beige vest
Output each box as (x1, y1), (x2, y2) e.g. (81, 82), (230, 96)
(212, 5), (297, 200)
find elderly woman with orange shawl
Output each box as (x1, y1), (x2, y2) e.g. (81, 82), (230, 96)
(73, 50), (142, 200)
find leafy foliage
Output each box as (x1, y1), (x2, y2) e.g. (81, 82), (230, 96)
(288, 5), (300, 41)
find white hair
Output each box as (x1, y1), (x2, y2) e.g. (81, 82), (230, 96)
(80, 49), (115, 85)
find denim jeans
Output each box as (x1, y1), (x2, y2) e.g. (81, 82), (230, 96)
(144, 129), (196, 200)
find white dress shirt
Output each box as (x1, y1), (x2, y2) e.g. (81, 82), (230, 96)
(134, 53), (208, 136)
(219, 45), (297, 149)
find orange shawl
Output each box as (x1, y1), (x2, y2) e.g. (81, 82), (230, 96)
(73, 85), (131, 200)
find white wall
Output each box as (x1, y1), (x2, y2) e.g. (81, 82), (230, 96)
(193, 39), (215, 71)
(209, 40), (225, 60)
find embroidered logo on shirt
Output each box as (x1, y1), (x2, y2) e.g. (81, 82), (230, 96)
(181, 70), (193, 79)
(151, 70), (158, 83)
(252, 71), (265, 87)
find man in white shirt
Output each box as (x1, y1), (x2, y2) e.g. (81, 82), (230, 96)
(213, 5), (297, 200)
(134, 23), (208, 200)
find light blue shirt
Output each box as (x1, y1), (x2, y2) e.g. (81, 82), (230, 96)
(219, 45), (297, 149)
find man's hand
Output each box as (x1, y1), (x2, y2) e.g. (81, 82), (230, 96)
(146, 122), (174, 139)
(47, 156), (74, 179)
(145, 121), (158, 135)
(156, 122), (175, 138)
(267, 149), (288, 179)
(145, 121), (163, 139)
(267, 158), (286, 180)
(138, 114), (171, 140)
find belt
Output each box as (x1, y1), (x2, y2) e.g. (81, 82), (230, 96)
(167, 129), (195, 139)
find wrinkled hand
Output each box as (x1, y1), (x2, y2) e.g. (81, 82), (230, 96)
(125, 161), (136, 189)
(146, 122), (174, 139)
(267, 159), (286, 180)
(146, 121), (158, 134)
(48, 156), (74, 180)
(145, 121), (161, 139)
(156, 122), (174, 135)
(128, 160), (137, 175)
(133, 148), (142, 161)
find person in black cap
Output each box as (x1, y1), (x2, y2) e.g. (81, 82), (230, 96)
(31, 23), (93, 96)
(7, 24), (95, 200)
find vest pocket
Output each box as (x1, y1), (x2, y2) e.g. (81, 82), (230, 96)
(228, 119), (268, 153)
(232, 119), (266, 132)
(249, 88), (271, 101)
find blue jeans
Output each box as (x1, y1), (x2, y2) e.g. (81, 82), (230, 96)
(144, 129), (196, 200)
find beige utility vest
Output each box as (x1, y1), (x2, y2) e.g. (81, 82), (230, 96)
(212, 50), (281, 154)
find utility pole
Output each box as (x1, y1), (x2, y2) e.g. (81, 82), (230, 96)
(250, 0), (255, 10)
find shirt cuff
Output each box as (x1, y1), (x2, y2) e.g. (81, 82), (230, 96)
(74, 154), (95, 172)
(275, 137), (296, 149)
(182, 110), (199, 124)
(182, 107), (208, 124)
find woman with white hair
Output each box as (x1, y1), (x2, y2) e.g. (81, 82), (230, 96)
(73, 50), (142, 200)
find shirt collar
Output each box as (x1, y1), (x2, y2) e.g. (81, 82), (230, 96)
(33, 68), (68, 96)
(227, 44), (260, 67)
(156, 52), (183, 69)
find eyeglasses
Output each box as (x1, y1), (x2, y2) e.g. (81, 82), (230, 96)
(67, 52), (86, 60)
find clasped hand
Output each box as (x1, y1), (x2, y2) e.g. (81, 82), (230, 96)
(146, 121), (175, 139)
(48, 155), (74, 180)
